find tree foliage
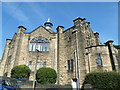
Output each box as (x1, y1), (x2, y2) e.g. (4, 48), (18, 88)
(114, 45), (120, 49)
(11, 65), (30, 79)
(36, 67), (57, 84)
(83, 71), (120, 89)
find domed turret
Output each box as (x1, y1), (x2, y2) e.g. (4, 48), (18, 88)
(44, 18), (53, 31)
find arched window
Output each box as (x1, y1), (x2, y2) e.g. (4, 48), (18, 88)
(29, 36), (49, 51)
(96, 53), (102, 66)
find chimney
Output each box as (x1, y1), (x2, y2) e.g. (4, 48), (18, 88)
(18, 26), (26, 33)
(56, 26), (64, 33)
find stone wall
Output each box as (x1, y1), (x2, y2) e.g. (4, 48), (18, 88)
(85, 45), (112, 73)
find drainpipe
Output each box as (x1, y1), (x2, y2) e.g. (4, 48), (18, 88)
(105, 40), (116, 71)
(88, 52), (91, 72)
(73, 29), (80, 90)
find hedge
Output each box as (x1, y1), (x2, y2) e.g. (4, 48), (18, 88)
(36, 67), (57, 84)
(11, 65), (30, 79)
(83, 71), (120, 89)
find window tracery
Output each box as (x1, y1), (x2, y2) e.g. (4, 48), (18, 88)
(29, 36), (49, 52)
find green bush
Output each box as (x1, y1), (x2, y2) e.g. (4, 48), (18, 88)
(84, 71), (120, 89)
(36, 67), (57, 84)
(11, 65), (30, 79)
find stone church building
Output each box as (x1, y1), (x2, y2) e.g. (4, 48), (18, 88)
(0, 17), (119, 87)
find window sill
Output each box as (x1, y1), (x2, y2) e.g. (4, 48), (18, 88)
(67, 71), (74, 73)
(29, 51), (49, 53)
(97, 65), (103, 67)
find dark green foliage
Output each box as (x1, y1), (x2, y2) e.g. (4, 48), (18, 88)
(36, 67), (57, 84)
(114, 45), (120, 49)
(84, 71), (120, 89)
(11, 65), (30, 79)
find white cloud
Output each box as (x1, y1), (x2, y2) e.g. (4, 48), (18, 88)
(2, 2), (36, 30)
(3, 2), (48, 25)
(26, 3), (47, 22)
(3, 3), (29, 22)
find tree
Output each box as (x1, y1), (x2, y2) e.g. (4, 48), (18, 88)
(11, 65), (30, 79)
(114, 45), (120, 49)
(36, 67), (57, 84)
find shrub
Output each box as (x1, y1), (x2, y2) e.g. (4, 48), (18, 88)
(11, 65), (30, 79)
(83, 71), (120, 89)
(36, 67), (57, 84)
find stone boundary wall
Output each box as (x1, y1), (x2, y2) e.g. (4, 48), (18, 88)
(16, 80), (72, 90)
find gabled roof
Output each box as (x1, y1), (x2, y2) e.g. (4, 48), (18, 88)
(25, 25), (56, 34)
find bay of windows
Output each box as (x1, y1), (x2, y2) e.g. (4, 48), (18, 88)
(29, 36), (49, 52)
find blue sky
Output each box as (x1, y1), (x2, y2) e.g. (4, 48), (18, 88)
(1, 2), (118, 59)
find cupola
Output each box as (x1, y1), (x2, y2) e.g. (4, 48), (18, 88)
(44, 18), (53, 31)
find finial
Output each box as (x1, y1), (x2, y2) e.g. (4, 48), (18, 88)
(47, 18), (50, 22)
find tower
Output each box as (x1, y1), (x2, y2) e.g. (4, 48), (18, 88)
(44, 18), (53, 31)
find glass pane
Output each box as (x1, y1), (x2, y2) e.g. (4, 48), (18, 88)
(96, 54), (102, 66)
(42, 43), (45, 51)
(35, 43), (39, 50)
(38, 43), (40, 51)
(33, 43), (36, 51)
(28, 61), (32, 70)
(43, 62), (46, 67)
(40, 43), (42, 51)
(36, 62), (40, 70)
(29, 43), (33, 51)
(71, 59), (74, 72)
(68, 60), (70, 72)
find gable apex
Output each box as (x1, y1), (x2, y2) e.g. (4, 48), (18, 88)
(28, 25), (55, 34)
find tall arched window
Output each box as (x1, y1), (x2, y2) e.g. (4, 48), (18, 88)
(29, 36), (49, 51)
(96, 53), (102, 66)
